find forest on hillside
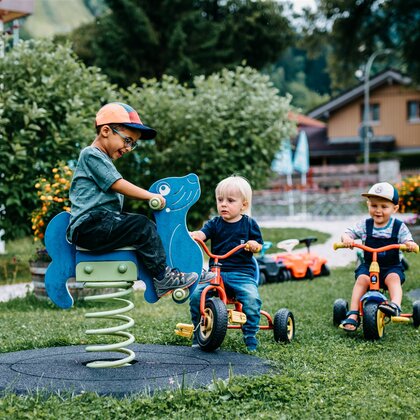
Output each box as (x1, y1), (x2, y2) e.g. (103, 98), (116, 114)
(15, 0), (420, 112)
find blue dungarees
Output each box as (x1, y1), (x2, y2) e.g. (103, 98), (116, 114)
(355, 218), (405, 287)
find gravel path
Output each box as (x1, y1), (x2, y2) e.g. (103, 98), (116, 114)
(0, 282), (33, 303)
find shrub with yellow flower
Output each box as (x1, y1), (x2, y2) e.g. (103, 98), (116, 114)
(31, 165), (73, 259)
(397, 174), (420, 215)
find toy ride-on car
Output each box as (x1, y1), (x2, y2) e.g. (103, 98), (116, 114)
(273, 237), (329, 280)
(333, 242), (420, 340)
(175, 238), (295, 351)
(255, 241), (291, 284)
(299, 237), (330, 277)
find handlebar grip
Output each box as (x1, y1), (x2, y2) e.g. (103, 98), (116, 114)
(401, 244), (419, 253)
(333, 242), (346, 250)
(149, 197), (162, 210)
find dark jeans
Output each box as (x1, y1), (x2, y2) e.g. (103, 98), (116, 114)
(190, 271), (261, 338)
(72, 211), (166, 277)
(355, 263), (405, 288)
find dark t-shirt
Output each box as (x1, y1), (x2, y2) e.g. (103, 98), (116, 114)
(67, 146), (123, 240)
(201, 215), (263, 275)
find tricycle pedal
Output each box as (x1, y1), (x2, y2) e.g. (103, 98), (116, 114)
(391, 316), (410, 323)
(175, 323), (194, 338)
(228, 309), (247, 324)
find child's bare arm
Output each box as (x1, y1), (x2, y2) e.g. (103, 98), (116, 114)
(190, 231), (206, 241)
(111, 179), (165, 208)
(341, 233), (354, 248)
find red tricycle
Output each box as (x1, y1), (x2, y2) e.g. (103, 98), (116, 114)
(333, 242), (420, 340)
(175, 238), (295, 351)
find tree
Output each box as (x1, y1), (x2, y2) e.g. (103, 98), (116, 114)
(302, 0), (420, 91)
(118, 66), (296, 226)
(66, 0), (293, 86)
(0, 39), (115, 239)
(266, 46), (331, 112)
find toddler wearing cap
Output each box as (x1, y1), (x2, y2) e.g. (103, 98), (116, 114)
(66, 102), (198, 298)
(339, 182), (418, 332)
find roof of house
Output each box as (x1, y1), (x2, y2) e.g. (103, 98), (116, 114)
(288, 112), (326, 128)
(308, 68), (413, 120)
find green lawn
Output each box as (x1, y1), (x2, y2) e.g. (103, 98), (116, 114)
(0, 249), (419, 418)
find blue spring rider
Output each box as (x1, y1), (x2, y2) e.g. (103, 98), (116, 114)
(44, 173), (203, 367)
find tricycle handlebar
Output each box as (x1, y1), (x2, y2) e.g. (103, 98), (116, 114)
(333, 242), (419, 254)
(194, 237), (247, 260)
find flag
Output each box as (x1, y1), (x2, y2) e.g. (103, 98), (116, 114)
(293, 130), (309, 174)
(272, 139), (294, 175)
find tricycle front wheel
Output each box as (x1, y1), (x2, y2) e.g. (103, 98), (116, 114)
(197, 298), (228, 352)
(363, 301), (385, 340)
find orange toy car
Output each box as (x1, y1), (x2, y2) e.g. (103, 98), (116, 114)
(273, 237), (330, 280)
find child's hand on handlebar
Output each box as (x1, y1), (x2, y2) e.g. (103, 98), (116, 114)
(190, 231), (206, 241)
(245, 240), (262, 253)
(341, 234), (354, 248)
(404, 240), (419, 252)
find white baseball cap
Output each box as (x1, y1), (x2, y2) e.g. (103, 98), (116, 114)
(361, 182), (399, 205)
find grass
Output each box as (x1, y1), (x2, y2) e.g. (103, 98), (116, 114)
(0, 249), (419, 418)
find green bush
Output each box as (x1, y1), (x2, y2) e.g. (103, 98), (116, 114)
(120, 66), (296, 226)
(0, 38), (115, 240)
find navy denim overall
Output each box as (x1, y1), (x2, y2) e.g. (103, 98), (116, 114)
(358, 218), (405, 287)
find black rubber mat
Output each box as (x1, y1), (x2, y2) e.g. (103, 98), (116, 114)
(0, 344), (272, 397)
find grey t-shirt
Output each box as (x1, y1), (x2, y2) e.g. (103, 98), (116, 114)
(67, 146), (123, 240)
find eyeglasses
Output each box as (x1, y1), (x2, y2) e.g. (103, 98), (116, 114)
(111, 127), (139, 150)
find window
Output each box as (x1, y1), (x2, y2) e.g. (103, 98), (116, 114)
(407, 100), (420, 122)
(361, 103), (380, 123)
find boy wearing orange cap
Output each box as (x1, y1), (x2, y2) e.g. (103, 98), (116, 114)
(66, 102), (198, 297)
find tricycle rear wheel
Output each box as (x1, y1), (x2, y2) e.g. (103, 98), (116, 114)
(413, 301), (420, 328)
(333, 298), (348, 326)
(273, 309), (295, 343)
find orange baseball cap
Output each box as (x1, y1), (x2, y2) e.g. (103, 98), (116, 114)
(95, 102), (157, 140)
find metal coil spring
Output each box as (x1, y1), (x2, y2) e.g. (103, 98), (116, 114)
(83, 280), (135, 368)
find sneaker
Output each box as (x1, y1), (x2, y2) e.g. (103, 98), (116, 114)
(378, 301), (401, 317)
(244, 336), (259, 352)
(153, 267), (198, 298)
(200, 269), (216, 283)
(191, 333), (199, 348)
